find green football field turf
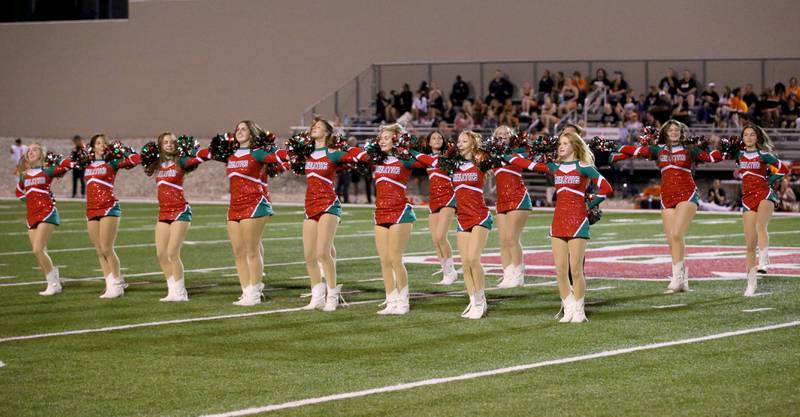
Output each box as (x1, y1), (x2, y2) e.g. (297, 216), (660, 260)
(0, 201), (798, 417)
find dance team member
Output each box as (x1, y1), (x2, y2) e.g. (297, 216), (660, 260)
(84, 134), (141, 299)
(347, 123), (420, 315)
(197, 121), (288, 306)
(491, 125), (532, 288)
(611, 120), (722, 293)
(142, 132), (207, 302)
(16, 143), (73, 295)
(734, 124), (788, 296)
(507, 132), (613, 322)
(420, 131), (458, 285)
(414, 130), (493, 319)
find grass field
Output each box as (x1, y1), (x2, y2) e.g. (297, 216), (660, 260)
(0, 200), (799, 417)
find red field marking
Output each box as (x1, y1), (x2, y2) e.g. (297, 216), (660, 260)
(405, 245), (800, 281)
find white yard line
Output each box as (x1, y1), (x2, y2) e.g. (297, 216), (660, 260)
(742, 308), (774, 313)
(198, 321), (800, 417)
(652, 304), (687, 309)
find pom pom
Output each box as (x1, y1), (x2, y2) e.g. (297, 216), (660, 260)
(718, 135), (743, 159)
(527, 135), (557, 162)
(285, 131), (314, 174)
(509, 130), (529, 149)
(329, 133), (349, 151)
(589, 136), (616, 168)
(476, 134), (510, 171)
(685, 135), (710, 150)
(104, 140), (134, 163)
(264, 162), (284, 178)
(252, 131), (277, 151)
(45, 151), (63, 167)
(638, 126), (659, 146)
(70, 146), (92, 169)
(139, 141), (160, 168)
(209, 133), (239, 162)
(587, 196), (603, 225)
(176, 135), (200, 157)
(364, 137), (388, 166)
(435, 141), (463, 176)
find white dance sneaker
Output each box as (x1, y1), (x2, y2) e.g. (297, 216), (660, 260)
(377, 289), (398, 315)
(160, 277), (188, 302)
(558, 293), (576, 323)
(302, 282), (327, 310)
(744, 267), (758, 297)
(464, 289), (487, 319)
(391, 286), (409, 315)
(39, 266), (62, 296)
(570, 297), (587, 323)
(100, 273), (126, 299)
(323, 284), (344, 312)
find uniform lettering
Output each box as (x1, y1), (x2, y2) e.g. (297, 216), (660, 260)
(554, 175), (581, 185)
(375, 165), (401, 175)
(157, 169), (177, 178)
(453, 172), (478, 182)
(85, 167), (107, 176)
(739, 161), (761, 170)
(227, 160), (249, 169)
(659, 154), (686, 163)
(305, 161), (329, 171)
(24, 177), (46, 187)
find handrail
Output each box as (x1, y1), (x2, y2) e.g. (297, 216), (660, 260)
(583, 87), (607, 124)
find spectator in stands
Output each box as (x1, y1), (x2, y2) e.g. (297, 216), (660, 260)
(742, 83), (759, 109)
(676, 69), (698, 107)
(608, 71), (628, 105)
(454, 109), (474, 130)
(397, 83), (413, 116)
(623, 94), (637, 117)
(649, 88), (673, 125)
(672, 95), (691, 125)
(487, 69), (513, 104)
(418, 81), (430, 98)
(781, 98), (799, 128)
(498, 100), (519, 128)
(429, 84), (445, 117)
(699, 179), (730, 211)
(440, 100), (456, 124)
(71, 135), (86, 198)
(600, 103), (621, 127)
(574, 71), (587, 102)
(777, 178), (797, 212)
(558, 78), (579, 116)
(411, 89), (428, 121)
(624, 111), (643, 131)
(520, 81), (536, 116)
(471, 97), (487, 126)
(590, 68), (610, 91)
(644, 85), (660, 110)
(756, 88), (780, 127)
(697, 82), (720, 124)
(637, 179), (661, 209)
(728, 87), (749, 127)
(538, 69), (554, 100)
(450, 75), (469, 107)
(527, 110), (546, 135)
(540, 95), (560, 133)
(786, 77), (800, 101)
(554, 71), (566, 92)
(374, 90), (390, 123)
(659, 68), (679, 96)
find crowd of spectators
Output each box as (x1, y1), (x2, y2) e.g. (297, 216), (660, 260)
(369, 68), (800, 134)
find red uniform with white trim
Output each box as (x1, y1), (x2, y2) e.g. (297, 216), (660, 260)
(492, 151), (531, 213)
(197, 147), (287, 221)
(84, 154), (141, 220)
(613, 144), (721, 208)
(349, 148), (419, 225)
(736, 149), (789, 211)
(303, 148), (359, 219)
(156, 154), (206, 222)
(451, 162), (493, 231)
(413, 153), (456, 213)
(16, 159), (73, 229)
(508, 156), (612, 238)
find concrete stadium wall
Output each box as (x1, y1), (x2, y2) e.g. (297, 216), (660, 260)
(1, 0), (799, 139)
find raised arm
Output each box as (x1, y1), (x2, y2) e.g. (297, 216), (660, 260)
(504, 154), (552, 174)
(691, 147), (723, 164)
(251, 148), (289, 164)
(409, 150), (438, 168)
(762, 152), (791, 185)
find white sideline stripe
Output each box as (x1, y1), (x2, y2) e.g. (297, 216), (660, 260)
(652, 304), (687, 309)
(0, 299), (381, 344)
(0, 281), (543, 343)
(199, 321), (800, 417)
(0, 276), (17, 280)
(355, 278), (384, 282)
(587, 286), (616, 291)
(742, 308), (774, 313)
